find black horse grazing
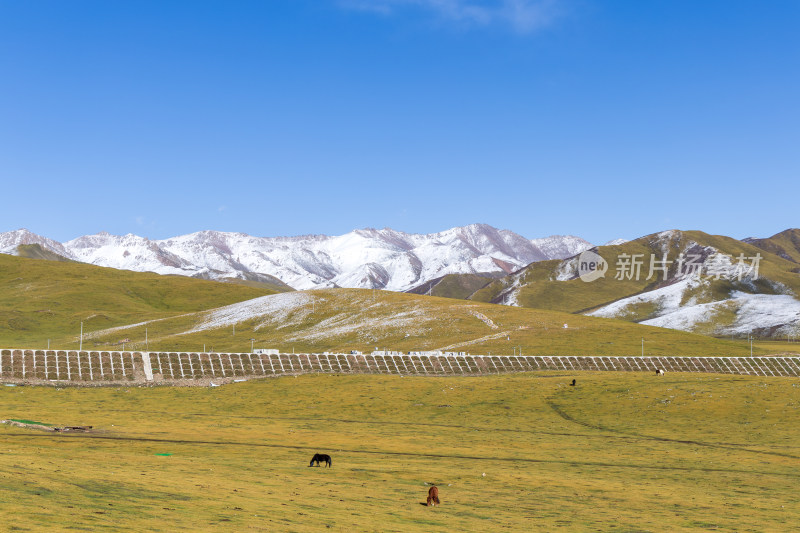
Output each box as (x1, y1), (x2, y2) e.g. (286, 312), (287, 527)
(309, 453), (332, 467)
(570, 379), (576, 386)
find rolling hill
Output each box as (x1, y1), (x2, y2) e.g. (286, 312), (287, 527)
(0, 254), (278, 347)
(405, 272), (506, 299)
(73, 288), (763, 357)
(744, 228), (800, 264)
(469, 230), (800, 338)
(4, 226), (800, 346)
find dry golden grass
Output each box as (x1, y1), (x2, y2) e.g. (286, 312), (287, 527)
(1, 371), (798, 531)
(76, 289), (759, 357)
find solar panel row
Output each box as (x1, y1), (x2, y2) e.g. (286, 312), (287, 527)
(1, 349), (798, 382)
(0, 349), (138, 381)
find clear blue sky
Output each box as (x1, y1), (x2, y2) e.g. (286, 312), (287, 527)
(1, 0), (798, 244)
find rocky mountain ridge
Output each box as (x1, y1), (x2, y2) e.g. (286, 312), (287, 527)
(0, 224), (593, 292)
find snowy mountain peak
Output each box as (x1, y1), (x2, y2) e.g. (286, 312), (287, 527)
(0, 225), (594, 291)
(529, 235), (593, 260)
(0, 228), (73, 258)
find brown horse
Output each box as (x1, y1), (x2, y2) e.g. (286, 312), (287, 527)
(427, 486), (440, 506)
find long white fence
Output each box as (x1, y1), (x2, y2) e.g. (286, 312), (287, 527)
(1, 349), (798, 384)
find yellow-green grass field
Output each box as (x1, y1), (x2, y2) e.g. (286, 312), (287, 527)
(1, 372), (798, 531)
(736, 339), (800, 356)
(62, 289), (769, 357)
(0, 253), (273, 347)
(472, 230), (800, 316)
(2, 254), (790, 358)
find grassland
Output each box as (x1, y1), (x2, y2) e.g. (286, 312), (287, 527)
(744, 228), (800, 264)
(1, 371), (798, 531)
(0, 251), (789, 358)
(0, 254), (273, 346)
(14, 244), (74, 263)
(471, 230), (800, 319)
(70, 288), (769, 357)
(406, 272), (505, 300)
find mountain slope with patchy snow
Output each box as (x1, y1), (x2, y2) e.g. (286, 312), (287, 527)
(82, 288), (755, 357)
(472, 229), (800, 338)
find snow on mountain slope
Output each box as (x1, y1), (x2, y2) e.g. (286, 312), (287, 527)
(0, 225), (589, 292)
(641, 292), (800, 336)
(87, 289), (438, 345)
(0, 228), (73, 258)
(587, 267), (800, 337)
(529, 235), (592, 259)
(588, 277), (709, 323)
(718, 292), (800, 335)
(67, 232), (194, 275)
(184, 292), (313, 334)
(590, 280), (800, 336)
(490, 229), (800, 337)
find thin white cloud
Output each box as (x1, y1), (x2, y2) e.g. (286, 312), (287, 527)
(340, 0), (564, 33)
(500, 0), (561, 32)
(134, 215), (157, 230)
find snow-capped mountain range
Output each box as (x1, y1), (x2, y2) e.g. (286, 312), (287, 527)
(0, 225), (594, 291)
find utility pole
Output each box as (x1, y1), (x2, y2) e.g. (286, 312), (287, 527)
(749, 334), (753, 357)
(641, 338), (644, 357)
(250, 338), (255, 353)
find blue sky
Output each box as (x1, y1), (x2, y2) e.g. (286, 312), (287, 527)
(1, 0), (798, 244)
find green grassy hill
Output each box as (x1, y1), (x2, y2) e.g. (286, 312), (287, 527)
(745, 228), (800, 264)
(469, 230), (800, 337)
(15, 243), (74, 262)
(3, 232), (797, 353)
(474, 230), (800, 311)
(0, 253), (276, 347)
(1, 372), (798, 531)
(76, 287), (765, 356)
(405, 272), (504, 300)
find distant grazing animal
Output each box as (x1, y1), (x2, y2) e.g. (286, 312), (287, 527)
(570, 379), (576, 386)
(656, 369), (665, 376)
(427, 486), (440, 507)
(309, 453), (332, 467)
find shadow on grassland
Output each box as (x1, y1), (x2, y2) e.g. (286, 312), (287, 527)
(544, 398), (800, 461)
(1, 432), (798, 479)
